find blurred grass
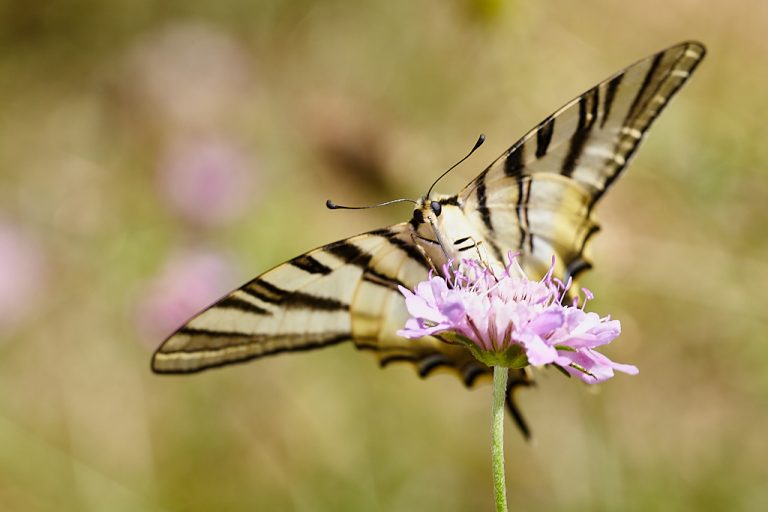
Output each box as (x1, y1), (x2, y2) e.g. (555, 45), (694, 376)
(0, 0), (767, 510)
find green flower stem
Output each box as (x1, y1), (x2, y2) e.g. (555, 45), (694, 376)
(491, 365), (508, 512)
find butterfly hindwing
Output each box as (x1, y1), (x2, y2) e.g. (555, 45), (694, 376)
(460, 41), (705, 281)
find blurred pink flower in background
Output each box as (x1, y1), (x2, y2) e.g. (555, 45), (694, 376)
(158, 136), (256, 227)
(0, 222), (45, 336)
(136, 249), (236, 345)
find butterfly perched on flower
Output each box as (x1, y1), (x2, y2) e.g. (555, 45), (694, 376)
(152, 41), (705, 437)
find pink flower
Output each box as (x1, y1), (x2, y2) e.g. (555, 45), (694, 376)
(0, 222), (45, 335)
(135, 249), (236, 345)
(398, 255), (638, 383)
(158, 136), (256, 227)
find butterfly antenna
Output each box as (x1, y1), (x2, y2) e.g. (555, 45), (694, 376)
(326, 197), (418, 210)
(426, 133), (485, 198)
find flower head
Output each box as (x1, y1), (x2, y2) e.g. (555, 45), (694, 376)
(158, 136), (256, 228)
(0, 221), (46, 335)
(398, 254), (638, 383)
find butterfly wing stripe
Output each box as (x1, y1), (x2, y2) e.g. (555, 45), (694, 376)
(240, 281), (349, 311)
(437, 196), (460, 207)
(623, 52), (665, 127)
(173, 329), (350, 352)
(535, 115), (555, 158)
(513, 176), (527, 246)
(504, 141), (525, 177)
(289, 254), (333, 275)
(362, 267), (408, 290)
(216, 296), (271, 315)
(505, 371), (534, 440)
(522, 178), (533, 251)
(242, 279), (285, 304)
(416, 353), (454, 377)
(475, 171), (494, 234)
(324, 230), (430, 272)
(461, 363), (487, 387)
(564, 223), (601, 280)
(370, 228), (432, 269)
(600, 74), (624, 128)
(177, 327), (249, 339)
(153, 331), (351, 373)
(561, 86), (600, 177)
(325, 240), (374, 268)
(474, 173), (507, 262)
(282, 291), (350, 311)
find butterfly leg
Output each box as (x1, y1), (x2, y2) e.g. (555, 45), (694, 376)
(454, 237), (493, 271)
(472, 239), (492, 268)
(410, 232), (440, 272)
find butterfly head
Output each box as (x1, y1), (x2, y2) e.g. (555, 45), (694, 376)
(411, 192), (487, 268)
(411, 194), (451, 228)
(411, 197), (443, 226)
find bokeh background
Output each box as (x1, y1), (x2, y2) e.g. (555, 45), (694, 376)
(1, 1), (766, 510)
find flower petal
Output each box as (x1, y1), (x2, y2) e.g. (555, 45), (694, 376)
(527, 308), (564, 337)
(518, 332), (558, 366)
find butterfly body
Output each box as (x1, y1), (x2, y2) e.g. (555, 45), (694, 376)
(410, 194), (490, 269)
(152, 42), (706, 436)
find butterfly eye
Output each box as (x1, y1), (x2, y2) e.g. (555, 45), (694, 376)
(431, 201), (442, 216)
(412, 209), (424, 224)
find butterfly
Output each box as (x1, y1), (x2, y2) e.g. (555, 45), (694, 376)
(152, 41), (705, 437)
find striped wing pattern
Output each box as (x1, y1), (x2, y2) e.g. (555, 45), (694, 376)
(152, 42), (705, 438)
(461, 41), (705, 281)
(152, 224), (533, 431)
(152, 224), (424, 373)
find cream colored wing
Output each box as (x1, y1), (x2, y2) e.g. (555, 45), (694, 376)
(152, 224), (423, 373)
(460, 41), (705, 281)
(152, 223), (534, 435)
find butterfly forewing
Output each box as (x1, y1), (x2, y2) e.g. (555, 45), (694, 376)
(152, 223), (476, 374)
(460, 41), (705, 281)
(152, 224), (416, 373)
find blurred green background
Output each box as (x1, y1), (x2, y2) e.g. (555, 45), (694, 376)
(1, 0), (767, 510)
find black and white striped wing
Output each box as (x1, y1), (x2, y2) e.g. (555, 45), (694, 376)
(460, 41), (705, 280)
